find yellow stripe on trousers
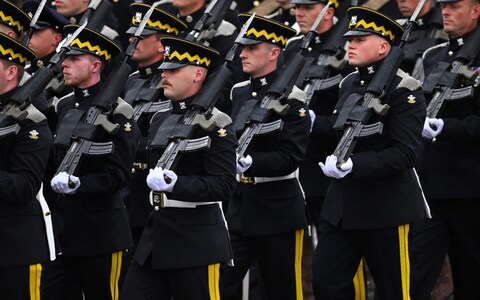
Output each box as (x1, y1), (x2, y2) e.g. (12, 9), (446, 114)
(295, 229), (304, 300)
(110, 251), (123, 300)
(29, 263), (42, 300)
(398, 224), (411, 300)
(353, 259), (366, 300)
(208, 263), (220, 300)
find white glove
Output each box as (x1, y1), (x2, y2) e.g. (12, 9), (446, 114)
(146, 167), (177, 192)
(236, 154), (253, 174)
(319, 154), (353, 179)
(51, 171), (81, 194)
(309, 110), (316, 133)
(422, 117), (444, 139)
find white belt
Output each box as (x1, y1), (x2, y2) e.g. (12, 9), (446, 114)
(36, 184), (56, 261)
(236, 171), (297, 184)
(150, 191), (218, 208)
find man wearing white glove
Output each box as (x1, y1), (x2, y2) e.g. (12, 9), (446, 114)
(319, 154), (352, 179)
(51, 171), (81, 194)
(236, 155), (253, 174)
(146, 167), (177, 193)
(421, 117), (444, 139)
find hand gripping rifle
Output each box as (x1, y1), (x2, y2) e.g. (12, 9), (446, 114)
(184, 0), (231, 44)
(332, 0), (425, 166)
(0, 22), (88, 139)
(299, 1), (353, 106)
(148, 14), (255, 179)
(422, 24), (480, 121)
(53, 3), (163, 183)
(234, 4), (332, 159)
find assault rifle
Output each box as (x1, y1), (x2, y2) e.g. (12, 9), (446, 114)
(410, 4), (448, 81)
(235, 4), (332, 158)
(0, 22), (88, 139)
(185, 0), (231, 44)
(54, 2), (163, 181)
(148, 14), (255, 176)
(332, 0), (425, 166)
(423, 24), (480, 120)
(299, 1), (353, 106)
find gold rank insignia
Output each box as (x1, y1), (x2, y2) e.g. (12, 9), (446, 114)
(124, 123), (132, 132)
(218, 128), (227, 137)
(299, 108), (306, 117)
(407, 95), (416, 104)
(29, 130), (39, 139)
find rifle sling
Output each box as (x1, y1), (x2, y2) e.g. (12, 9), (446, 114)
(233, 99), (257, 132)
(333, 93), (363, 130)
(54, 109), (84, 148)
(423, 62), (458, 94)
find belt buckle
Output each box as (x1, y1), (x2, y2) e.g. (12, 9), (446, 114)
(153, 192), (166, 208)
(133, 162), (147, 170)
(239, 174), (255, 184)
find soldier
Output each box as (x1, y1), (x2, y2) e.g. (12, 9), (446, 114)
(221, 14), (310, 300)
(265, 0), (296, 27)
(0, 0), (31, 39)
(48, 25), (140, 299)
(0, 32), (52, 300)
(395, 0), (448, 77)
(413, 0), (480, 299)
(314, 7), (429, 299)
(120, 37), (237, 300)
(119, 1), (186, 286)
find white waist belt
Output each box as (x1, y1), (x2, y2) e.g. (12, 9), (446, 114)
(236, 171), (297, 184)
(37, 184), (56, 261)
(150, 191), (218, 208)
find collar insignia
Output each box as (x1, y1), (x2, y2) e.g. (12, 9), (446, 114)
(457, 37), (464, 46)
(82, 89), (90, 97)
(29, 130), (39, 139)
(179, 101), (187, 109)
(367, 66), (375, 74)
(260, 77), (267, 86)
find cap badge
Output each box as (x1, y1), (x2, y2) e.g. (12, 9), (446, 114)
(350, 15), (357, 26)
(164, 46), (170, 57)
(135, 12), (142, 23)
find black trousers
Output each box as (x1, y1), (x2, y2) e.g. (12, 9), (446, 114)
(312, 220), (411, 300)
(121, 258), (221, 300)
(410, 198), (480, 300)
(0, 263), (42, 300)
(221, 229), (304, 300)
(41, 252), (123, 300)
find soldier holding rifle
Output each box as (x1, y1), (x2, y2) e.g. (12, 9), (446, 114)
(221, 14), (310, 300)
(120, 37), (237, 300)
(48, 25), (140, 299)
(413, 0), (480, 298)
(315, 7), (429, 299)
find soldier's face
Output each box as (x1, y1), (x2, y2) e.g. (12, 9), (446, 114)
(29, 28), (62, 59)
(347, 34), (390, 67)
(162, 65), (200, 101)
(62, 54), (96, 88)
(240, 43), (279, 78)
(55, 0), (88, 17)
(129, 34), (164, 67)
(295, 3), (323, 35)
(0, 61), (17, 95)
(396, 0), (431, 17)
(440, 0), (480, 38)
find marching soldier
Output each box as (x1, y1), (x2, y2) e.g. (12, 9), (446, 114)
(265, 0), (296, 27)
(0, 32), (51, 300)
(314, 7), (429, 299)
(120, 37), (237, 300)
(395, 0), (448, 77)
(221, 14), (310, 300)
(413, 0), (480, 298)
(119, 1), (186, 286)
(48, 25), (140, 299)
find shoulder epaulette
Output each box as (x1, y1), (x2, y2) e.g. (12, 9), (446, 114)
(288, 85), (306, 103)
(396, 68), (421, 91)
(285, 34), (303, 48)
(396, 18), (408, 26)
(113, 98), (134, 119)
(101, 25), (119, 41)
(215, 20), (236, 37)
(230, 80), (250, 101)
(129, 70), (140, 78)
(422, 41), (448, 60)
(339, 70), (358, 89)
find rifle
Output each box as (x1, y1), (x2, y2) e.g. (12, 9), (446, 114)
(423, 24), (480, 121)
(235, 4), (332, 158)
(410, 4), (448, 81)
(148, 14), (255, 176)
(0, 22), (88, 139)
(21, 0), (47, 46)
(332, 0), (425, 166)
(185, 0), (231, 44)
(54, 2), (164, 181)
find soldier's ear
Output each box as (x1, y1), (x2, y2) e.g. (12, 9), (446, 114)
(472, 1), (480, 20)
